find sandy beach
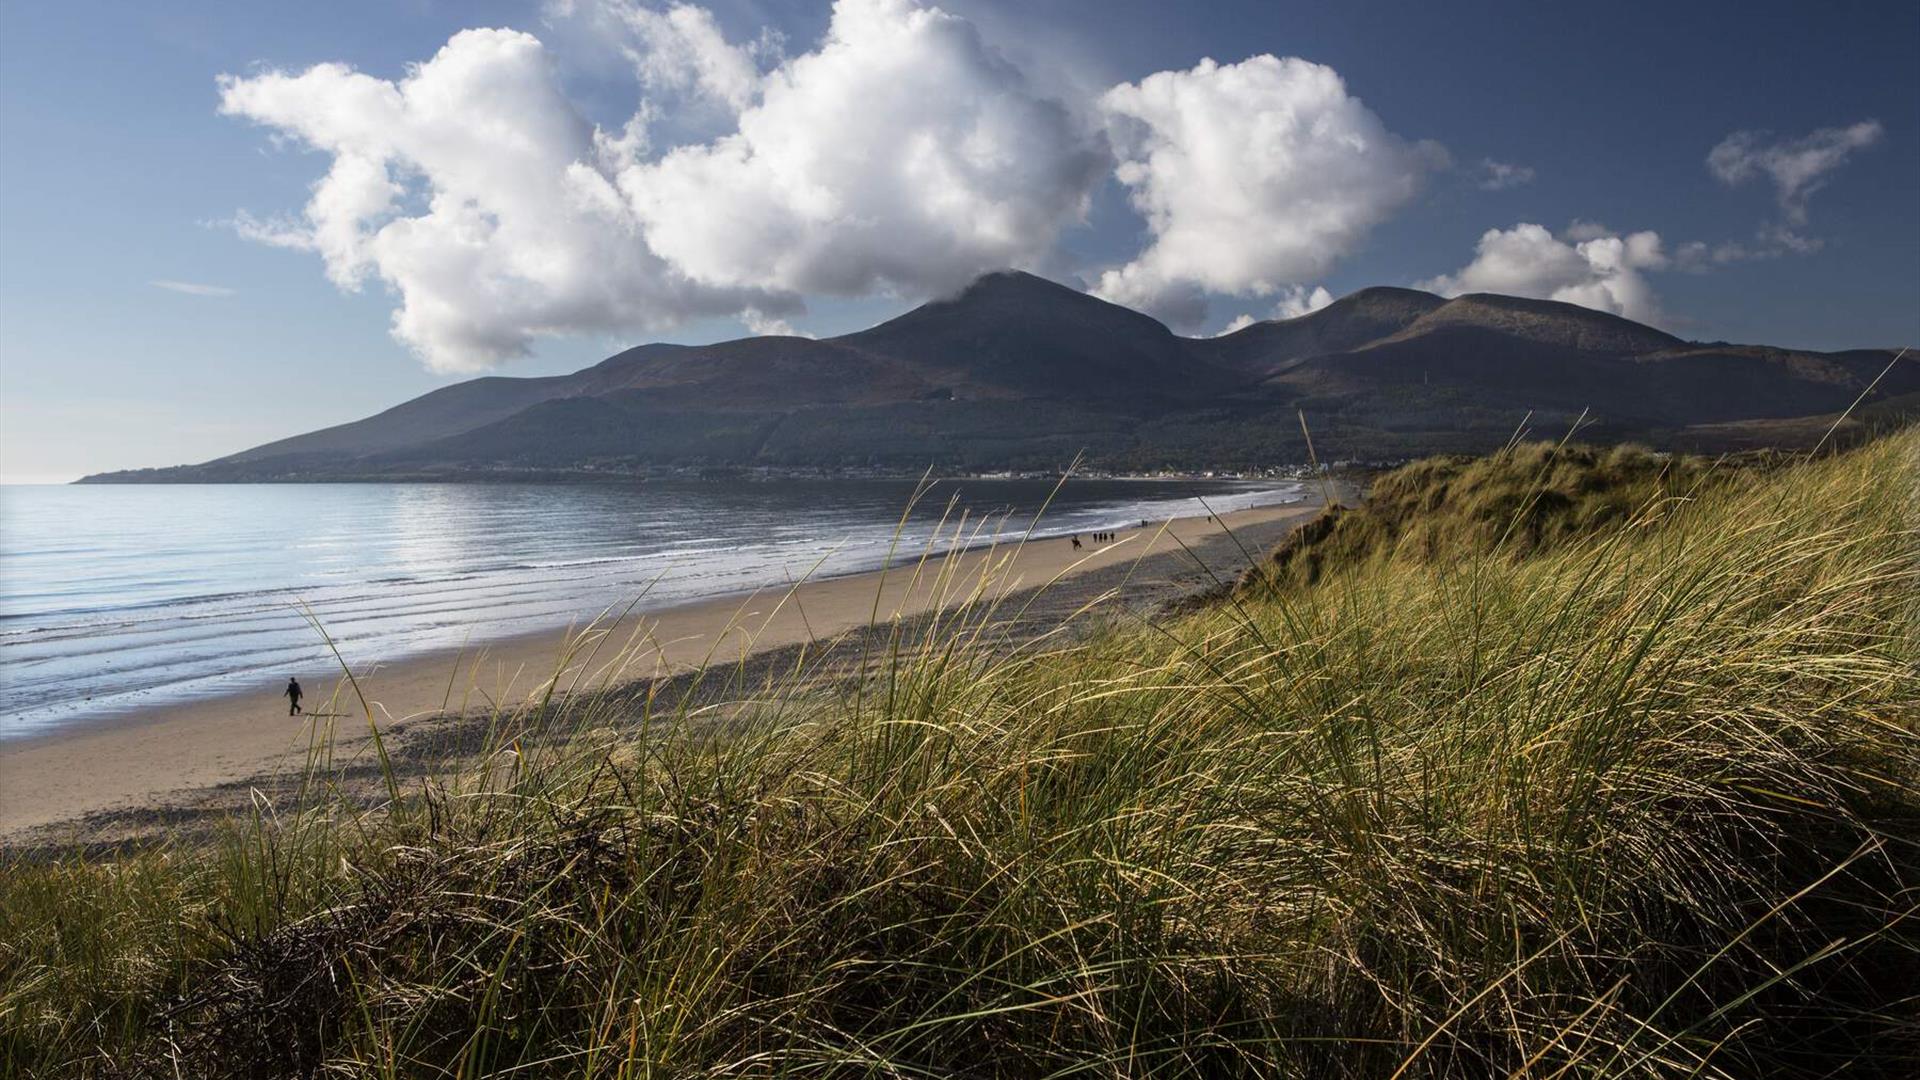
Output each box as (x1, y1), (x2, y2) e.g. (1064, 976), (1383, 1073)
(0, 499), (1322, 843)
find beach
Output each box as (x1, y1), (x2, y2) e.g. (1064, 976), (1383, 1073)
(0, 499), (1323, 844)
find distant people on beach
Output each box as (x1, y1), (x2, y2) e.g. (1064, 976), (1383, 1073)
(1070, 534), (1082, 550)
(284, 677), (303, 716)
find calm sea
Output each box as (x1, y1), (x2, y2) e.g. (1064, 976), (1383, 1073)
(0, 478), (1302, 739)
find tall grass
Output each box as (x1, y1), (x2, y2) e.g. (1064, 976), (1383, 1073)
(3, 432), (1916, 1078)
(1247, 441), (1765, 592)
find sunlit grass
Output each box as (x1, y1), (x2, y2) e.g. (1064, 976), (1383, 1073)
(3, 432), (1915, 1078)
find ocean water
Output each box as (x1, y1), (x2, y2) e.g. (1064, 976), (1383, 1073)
(0, 478), (1302, 739)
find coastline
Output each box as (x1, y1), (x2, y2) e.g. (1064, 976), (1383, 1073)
(71, 466), (1325, 485)
(0, 499), (1324, 843)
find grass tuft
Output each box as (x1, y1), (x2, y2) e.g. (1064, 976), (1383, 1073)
(1245, 441), (1775, 593)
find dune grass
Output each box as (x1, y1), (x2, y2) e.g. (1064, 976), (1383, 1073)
(1246, 441), (1774, 594)
(2, 431), (1917, 1078)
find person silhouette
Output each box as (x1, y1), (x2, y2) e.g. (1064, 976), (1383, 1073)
(1070, 535), (1082, 550)
(285, 677), (303, 716)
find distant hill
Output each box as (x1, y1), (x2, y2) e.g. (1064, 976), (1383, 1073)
(81, 271), (1915, 481)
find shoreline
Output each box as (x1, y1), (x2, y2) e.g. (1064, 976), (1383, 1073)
(69, 469), (1327, 486)
(0, 499), (1324, 842)
(1, 477), (1311, 734)
(0, 478), (1308, 743)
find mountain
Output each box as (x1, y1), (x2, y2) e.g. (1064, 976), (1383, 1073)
(838, 270), (1233, 404)
(1187, 286), (1446, 378)
(81, 271), (1915, 481)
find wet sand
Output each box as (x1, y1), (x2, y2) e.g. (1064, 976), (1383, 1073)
(0, 500), (1322, 843)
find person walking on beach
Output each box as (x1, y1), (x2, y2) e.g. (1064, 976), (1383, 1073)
(284, 677), (303, 716)
(1071, 535), (1082, 550)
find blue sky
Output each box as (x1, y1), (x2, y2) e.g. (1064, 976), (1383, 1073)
(2, 0), (1915, 482)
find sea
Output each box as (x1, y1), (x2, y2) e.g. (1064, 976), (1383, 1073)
(0, 477), (1304, 740)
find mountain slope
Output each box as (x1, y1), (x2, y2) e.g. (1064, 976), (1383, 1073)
(577, 336), (941, 411)
(1386, 293), (1684, 354)
(80, 274), (1915, 481)
(223, 374), (582, 463)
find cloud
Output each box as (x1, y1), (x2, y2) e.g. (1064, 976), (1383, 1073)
(1755, 221), (1824, 255)
(1098, 58), (1443, 326)
(1475, 159), (1534, 190)
(150, 279), (236, 297)
(1213, 284), (1333, 336)
(1092, 55), (1442, 329)
(1419, 222), (1671, 324)
(613, 0), (1109, 301)
(1212, 313), (1257, 337)
(1564, 220), (1613, 243)
(1274, 284), (1333, 319)
(218, 27), (796, 371)
(1707, 120), (1883, 224)
(740, 308), (811, 337)
(605, 1), (764, 112)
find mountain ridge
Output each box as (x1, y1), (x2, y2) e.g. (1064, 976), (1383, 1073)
(81, 271), (1916, 481)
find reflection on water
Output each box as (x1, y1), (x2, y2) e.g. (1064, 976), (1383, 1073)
(0, 478), (1301, 738)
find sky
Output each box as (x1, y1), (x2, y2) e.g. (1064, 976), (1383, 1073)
(2, 0), (1916, 482)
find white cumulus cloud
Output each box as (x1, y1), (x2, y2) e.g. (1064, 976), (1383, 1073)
(1093, 55), (1442, 329)
(1273, 283), (1334, 319)
(612, 0), (1109, 301)
(1214, 283), (1333, 336)
(1419, 222), (1671, 324)
(218, 28), (786, 372)
(1211, 313), (1258, 337)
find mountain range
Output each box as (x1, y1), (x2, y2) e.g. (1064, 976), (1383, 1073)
(81, 271), (1916, 481)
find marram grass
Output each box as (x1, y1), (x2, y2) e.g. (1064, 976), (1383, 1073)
(3, 432), (1917, 1078)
